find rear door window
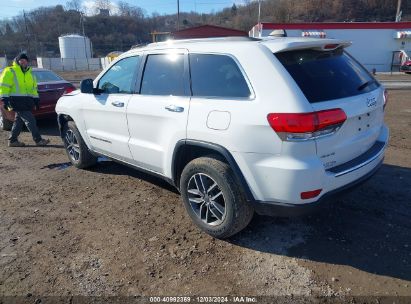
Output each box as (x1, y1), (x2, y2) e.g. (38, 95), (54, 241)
(189, 54), (251, 98)
(275, 48), (380, 103)
(140, 54), (186, 96)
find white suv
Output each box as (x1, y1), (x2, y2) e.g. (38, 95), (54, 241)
(56, 37), (389, 238)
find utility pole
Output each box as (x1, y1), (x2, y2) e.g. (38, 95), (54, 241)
(80, 12), (85, 36)
(177, 0), (180, 31)
(23, 10), (30, 54)
(396, 0), (402, 22)
(79, 12), (89, 61)
(258, 0), (261, 26)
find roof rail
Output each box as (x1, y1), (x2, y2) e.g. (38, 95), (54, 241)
(147, 36), (261, 47)
(130, 43), (149, 50)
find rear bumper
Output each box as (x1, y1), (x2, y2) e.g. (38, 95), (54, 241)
(251, 158), (383, 217)
(233, 125), (389, 216)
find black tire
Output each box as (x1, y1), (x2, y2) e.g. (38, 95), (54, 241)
(62, 121), (97, 169)
(180, 156), (254, 239)
(0, 112), (13, 131)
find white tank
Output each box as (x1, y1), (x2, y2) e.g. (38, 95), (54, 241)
(59, 34), (92, 59)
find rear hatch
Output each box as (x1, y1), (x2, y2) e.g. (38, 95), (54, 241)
(272, 40), (384, 169)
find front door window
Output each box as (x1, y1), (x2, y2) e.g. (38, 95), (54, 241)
(98, 56), (140, 94)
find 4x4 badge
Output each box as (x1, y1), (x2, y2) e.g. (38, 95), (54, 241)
(367, 97), (377, 107)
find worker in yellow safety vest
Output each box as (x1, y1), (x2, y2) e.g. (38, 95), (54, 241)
(0, 52), (49, 147)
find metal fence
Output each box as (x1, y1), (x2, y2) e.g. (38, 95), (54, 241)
(37, 57), (102, 71)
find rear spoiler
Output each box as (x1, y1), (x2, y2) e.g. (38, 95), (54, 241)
(261, 38), (352, 53)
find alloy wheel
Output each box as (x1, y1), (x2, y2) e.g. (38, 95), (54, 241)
(187, 173), (226, 226)
(65, 129), (80, 162)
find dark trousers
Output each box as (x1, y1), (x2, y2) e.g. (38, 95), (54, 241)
(9, 111), (42, 143)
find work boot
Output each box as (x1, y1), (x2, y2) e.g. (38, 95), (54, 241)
(8, 140), (26, 147)
(35, 138), (50, 146)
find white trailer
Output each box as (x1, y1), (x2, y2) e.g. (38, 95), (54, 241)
(249, 22), (411, 72)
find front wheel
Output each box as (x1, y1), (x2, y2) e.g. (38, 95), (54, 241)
(180, 157), (254, 239)
(62, 121), (97, 169)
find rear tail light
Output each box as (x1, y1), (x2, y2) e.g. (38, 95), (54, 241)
(383, 89), (388, 111)
(301, 189), (322, 199)
(323, 44), (339, 50)
(64, 85), (76, 94)
(267, 108), (347, 141)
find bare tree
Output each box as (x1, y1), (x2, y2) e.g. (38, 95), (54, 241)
(118, 1), (145, 19)
(65, 0), (82, 12)
(92, 0), (113, 15)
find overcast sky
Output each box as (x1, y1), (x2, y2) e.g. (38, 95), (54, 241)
(1, 0), (246, 19)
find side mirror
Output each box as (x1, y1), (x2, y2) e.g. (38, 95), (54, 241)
(80, 79), (94, 94)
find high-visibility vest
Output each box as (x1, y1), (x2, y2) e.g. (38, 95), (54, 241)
(0, 61), (38, 99)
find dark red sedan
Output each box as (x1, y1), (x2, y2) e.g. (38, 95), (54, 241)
(0, 68), (76, 130)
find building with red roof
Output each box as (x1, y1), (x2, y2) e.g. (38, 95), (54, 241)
(249, 22), (411, 72)
(172, 25), (248, 40)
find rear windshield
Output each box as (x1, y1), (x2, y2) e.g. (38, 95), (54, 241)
(33, 70), (63, 82)
(275, 48), (379, 103)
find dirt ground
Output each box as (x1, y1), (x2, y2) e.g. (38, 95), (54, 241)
(57, 71), (101, 82)
(375, 73), (411, 81)
(0, 89), (410, 303)
(56, 71), (102, 88)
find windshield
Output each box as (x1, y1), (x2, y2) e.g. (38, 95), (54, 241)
(275, 48), (380, 103)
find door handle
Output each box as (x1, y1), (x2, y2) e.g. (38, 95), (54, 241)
(165, 105), (184, 113)
(111, 101), (125, 107)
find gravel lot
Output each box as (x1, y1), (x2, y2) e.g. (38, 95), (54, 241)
(0, 89), (410, 303)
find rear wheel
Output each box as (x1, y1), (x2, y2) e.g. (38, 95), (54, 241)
(62, 121), (97, 169)
(0, 112), (13, 131)
(180, 157), (254, 239)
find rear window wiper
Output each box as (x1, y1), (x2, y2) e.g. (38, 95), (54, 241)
(357, 79), (376, 91)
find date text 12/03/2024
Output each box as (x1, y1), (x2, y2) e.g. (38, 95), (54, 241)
(149, 296), (258, 303)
